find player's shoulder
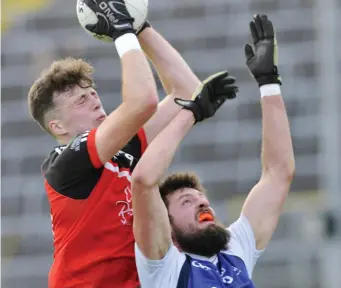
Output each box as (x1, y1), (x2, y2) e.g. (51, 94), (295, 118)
(41, 145), (67, 175)
(135, 243), (186, 288)
(223, 215), (263, 278)
(41, 131), (92, 175)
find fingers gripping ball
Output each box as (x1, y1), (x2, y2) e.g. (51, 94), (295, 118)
(77, 0), (148, 43)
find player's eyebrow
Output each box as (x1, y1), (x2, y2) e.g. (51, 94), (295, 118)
(57, 85), (75, 98)
(177, 193), (194, 202)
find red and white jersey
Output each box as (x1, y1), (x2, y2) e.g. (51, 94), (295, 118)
(42, 128), (147, 288)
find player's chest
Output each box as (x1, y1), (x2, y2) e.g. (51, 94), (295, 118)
(187, 256), (254, 288)
(99, 151), (137, 226)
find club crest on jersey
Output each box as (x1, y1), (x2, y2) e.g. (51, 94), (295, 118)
(116, 186), (133, 225)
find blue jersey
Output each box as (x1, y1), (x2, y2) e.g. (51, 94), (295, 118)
(177, 252), (255, 288)
(135, 215), (263, 288)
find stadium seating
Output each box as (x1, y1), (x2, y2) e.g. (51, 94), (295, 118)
(2, 0), (339, 287)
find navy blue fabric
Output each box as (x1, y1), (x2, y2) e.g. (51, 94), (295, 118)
(176, 254), (191, 288)
(177, 252), (255, 288)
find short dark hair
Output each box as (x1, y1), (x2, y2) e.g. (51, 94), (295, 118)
(159, 172), (206, 208)
(28, 57), (94, 134)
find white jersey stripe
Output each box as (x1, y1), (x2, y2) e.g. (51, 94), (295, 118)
(104, 162), (131, 182)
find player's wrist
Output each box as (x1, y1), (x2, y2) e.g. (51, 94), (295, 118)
(260, 84), (281, 98)
(254, 66), (282, 87)
(174, 98), (203, 124)
(111, 22), (136, 42)
(136, 21), (151, 36)
(114, 33), (142, 58)
(181, 108), (196, 125)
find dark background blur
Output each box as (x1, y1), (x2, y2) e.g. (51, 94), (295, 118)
(1, 0), (341, 287)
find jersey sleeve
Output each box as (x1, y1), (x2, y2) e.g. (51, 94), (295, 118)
(121, 128), (148, 161)
(43, 129), (103, 199)
(134, 243), (186, 288)
(225, 214), (264, 278)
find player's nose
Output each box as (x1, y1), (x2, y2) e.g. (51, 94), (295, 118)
(197, 197), (210, 209)
(93, 104), (101, 111)
(90, 94), (101, 110)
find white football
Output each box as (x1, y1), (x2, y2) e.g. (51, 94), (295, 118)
(76, 0), (148, 43)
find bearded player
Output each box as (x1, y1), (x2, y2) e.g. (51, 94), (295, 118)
(131, 14), (295, 287)
(26, 0), (224, 286)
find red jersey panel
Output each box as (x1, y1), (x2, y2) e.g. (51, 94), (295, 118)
(42, 128), (147, 288)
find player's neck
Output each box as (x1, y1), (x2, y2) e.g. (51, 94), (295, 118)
(56, 134), (73, 146)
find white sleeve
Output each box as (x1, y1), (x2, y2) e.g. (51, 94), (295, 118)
(134, 243), (186, 288)
(225, 214), (264, 278)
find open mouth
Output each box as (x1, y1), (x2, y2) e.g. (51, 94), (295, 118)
(198, 212), (214, 223)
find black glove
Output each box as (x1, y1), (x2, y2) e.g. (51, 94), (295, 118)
(174, 71), (238, 123)
(136, 20), (151, 35)
(244, 14), (282, 86)
(83, 0), (135, 41)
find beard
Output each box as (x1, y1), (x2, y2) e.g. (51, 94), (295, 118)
(172, 222), (231, 258)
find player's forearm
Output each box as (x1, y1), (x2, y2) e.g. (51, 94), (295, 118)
(137, 28), (200, 143)
(138, 27), (200, 98)
(121, 49), (158, 107)
(95, 48), (158, 165)
(133, 110), (195, 187)
(260, 91), (295, 180)
(143, 95), (184, 143)
(132, 183), (172, 260)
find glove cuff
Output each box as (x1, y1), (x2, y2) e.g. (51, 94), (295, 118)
(255, 65), (282, 86)
(112, 23), (136, 41)
(136, 21), (151, 35)
(174, 98), (203, 124)
(255, 74), (282, 86)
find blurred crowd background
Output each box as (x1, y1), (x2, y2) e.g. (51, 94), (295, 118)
(1, 0), (341, 287)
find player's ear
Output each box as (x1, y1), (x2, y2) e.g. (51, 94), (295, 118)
(49, 119), (67, 137)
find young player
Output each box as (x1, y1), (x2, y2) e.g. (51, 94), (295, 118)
(28, 0), (232, 287)
(131, 14), (295, 287)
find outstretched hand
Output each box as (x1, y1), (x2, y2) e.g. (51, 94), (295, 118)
(244, 14), (282, 86)
(174, 71), (238, 123)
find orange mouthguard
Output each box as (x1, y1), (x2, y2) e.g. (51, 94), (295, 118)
(199, 212), (214, 223)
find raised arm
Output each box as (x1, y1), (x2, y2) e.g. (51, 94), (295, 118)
(137, 26), (201, 143)
(132, 72), (238, 260)
(95, 48), (157, 164)
(82, 0), (158, 164)
(241, 15), (295, 250)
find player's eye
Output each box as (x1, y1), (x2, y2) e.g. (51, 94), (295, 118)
(182, 199), (191, 206)
(65, 84), (73, 92)
(79, 95), (86, 104)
